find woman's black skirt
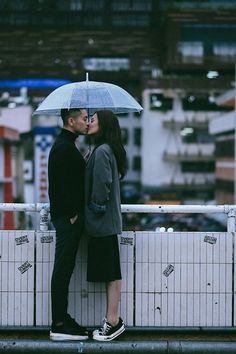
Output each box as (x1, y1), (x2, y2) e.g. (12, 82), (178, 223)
(87, 234), (122, 282)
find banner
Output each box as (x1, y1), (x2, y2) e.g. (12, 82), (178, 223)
(34, 127), (57, 203)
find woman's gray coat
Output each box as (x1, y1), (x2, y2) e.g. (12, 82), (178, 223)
(84, 143), (122, 237)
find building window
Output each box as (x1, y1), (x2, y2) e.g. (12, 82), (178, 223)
(180, 23), (236, 63)
(215, 179), (234, 193)
(121, 128), (129, 145)
(134, 128), (141, 146)
(177, 41), (203, 64)
(132, 156), (141, 171)
(181, 161), (215, 173)
(112, 0), (152, 11)
(215, 139), (234, 158)
(182, 94), (232, 111)
(112, 14), (150, 27)
(150, 93), (172, 111)
(213, 43), (236, 62)
(82, 57), (130, 71)
(70, 0), (82, 10)
(181, 127), (214, 144)
(83, 0), (105, 10)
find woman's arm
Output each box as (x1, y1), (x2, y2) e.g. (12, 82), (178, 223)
(89, 147), (112, 213)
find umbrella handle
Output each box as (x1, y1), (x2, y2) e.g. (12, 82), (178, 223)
(86, 72), (90, 118)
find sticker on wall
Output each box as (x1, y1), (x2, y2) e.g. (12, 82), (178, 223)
(18, 261), (32, 274)
(15, 235), (29, 246)
(41, 235), (54, 243)
(120, 236), (133, 246)
(204, 235), (217, 245)
(163, 264), (174, 277)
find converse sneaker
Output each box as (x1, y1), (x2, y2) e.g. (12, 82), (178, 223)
(50, 314), (89, 341)
(93, 317), (125, 341)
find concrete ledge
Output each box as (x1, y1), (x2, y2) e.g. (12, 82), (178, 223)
(2, 326), (236, 333)
(1, 340), (236, 354)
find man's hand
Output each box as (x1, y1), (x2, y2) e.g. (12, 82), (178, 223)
(70, 215), (78, 224)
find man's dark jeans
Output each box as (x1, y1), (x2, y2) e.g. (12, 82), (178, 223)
(51, 215), (84, 323)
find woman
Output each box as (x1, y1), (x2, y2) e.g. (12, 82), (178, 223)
(85, 110), (127, 341)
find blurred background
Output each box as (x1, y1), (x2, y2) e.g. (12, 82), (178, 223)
(0, 0), (235, 231)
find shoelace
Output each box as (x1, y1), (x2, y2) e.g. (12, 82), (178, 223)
(100, 321), (113, 335)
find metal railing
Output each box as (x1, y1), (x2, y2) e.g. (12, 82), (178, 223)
(0, 203), (235, 231)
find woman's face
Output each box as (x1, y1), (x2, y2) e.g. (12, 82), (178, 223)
(88, 113), (100, 135)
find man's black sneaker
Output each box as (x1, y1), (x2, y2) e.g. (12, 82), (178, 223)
(93, 317), (125, 341)
(50, 314), (89, 341)
(64, 314), (88, 334)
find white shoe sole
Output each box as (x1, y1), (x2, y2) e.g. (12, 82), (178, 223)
(93, 325), (125, 341)
(92, 328), (102, 336)
(50, 331), (88, 341)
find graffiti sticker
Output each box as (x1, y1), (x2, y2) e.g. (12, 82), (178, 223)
(41, 235), (53, 243)
(120, 236), (133, 246)
(204, 235), (217, 245)
(163, 264), (174, 277)
(15, 235), (29, 246)
(18, 261), (32, 274)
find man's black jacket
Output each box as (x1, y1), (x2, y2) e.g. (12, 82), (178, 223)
(48, 129), (85, 221)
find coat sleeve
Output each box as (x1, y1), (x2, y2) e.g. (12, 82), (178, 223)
(50, 144), (82, 217)
(62, 146), (84, 216)
(89, 147), (112, 214)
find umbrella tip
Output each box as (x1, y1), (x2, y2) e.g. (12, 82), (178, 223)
(86, 72), (89, 82)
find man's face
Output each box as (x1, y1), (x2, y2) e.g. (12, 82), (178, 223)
(70, 109), (88, 135)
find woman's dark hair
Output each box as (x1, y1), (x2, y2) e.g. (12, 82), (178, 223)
(94, 110), (127, 179)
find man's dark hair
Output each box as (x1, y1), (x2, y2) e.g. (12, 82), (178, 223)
(60, 108), (83, 126)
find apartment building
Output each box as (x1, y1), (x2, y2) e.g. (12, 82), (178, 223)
(141, 88), (231, 203)
(0, 0), (236, 204)
(209, 89), (235, 204)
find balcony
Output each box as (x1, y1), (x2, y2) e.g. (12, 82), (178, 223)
(163, 144), (215, 162)
(163, 113), (209, 129)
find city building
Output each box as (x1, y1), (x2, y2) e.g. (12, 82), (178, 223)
(209, 89), (235, 204)
(0, 0), (236, 205)
(141, 88), (231, 203)
(0, 126), (21, 229)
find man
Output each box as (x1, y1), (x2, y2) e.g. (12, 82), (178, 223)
(48, 108), (89, 341)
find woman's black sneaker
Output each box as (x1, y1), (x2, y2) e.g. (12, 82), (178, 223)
(50, 314), (89, 341)
(93, 317), (125, 341)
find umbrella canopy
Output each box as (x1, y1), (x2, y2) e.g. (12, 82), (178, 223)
(34, 80), (143, 115)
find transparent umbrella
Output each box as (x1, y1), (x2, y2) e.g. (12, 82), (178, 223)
(34, 76), (143, 115)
